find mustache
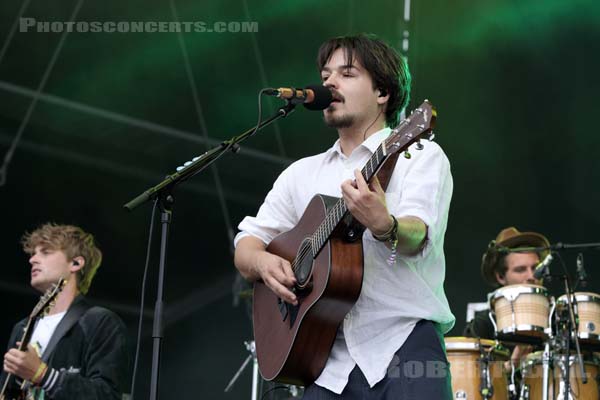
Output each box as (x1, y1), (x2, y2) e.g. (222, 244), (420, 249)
(329, 88), (344, 102)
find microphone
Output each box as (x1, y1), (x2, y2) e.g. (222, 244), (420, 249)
(533, 253), (554, 280)
(576, 253), (587, 287)
(265, 85), (333, 110)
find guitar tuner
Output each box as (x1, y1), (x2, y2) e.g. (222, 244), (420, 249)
(416, 140), (424, 150)
(429, 132), (436, 141)
(404, 151), (411, 159)
(417, 124), (425, 130)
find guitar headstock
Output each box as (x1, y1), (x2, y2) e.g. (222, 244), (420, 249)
(384, 100), (437, 157)
(30, 278), (67, 319)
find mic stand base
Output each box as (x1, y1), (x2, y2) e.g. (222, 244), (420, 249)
(224, 340), (259, 400)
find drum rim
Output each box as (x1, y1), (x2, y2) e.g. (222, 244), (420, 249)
(579, 332), (600, 341)
(445, 339), (510, 357)
(557, 292), (600, 304)
(490, 284), (548, 304)
(522, 351), (600, 369)
(498, 324), (548, 336)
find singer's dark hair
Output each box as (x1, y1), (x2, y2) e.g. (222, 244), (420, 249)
(317, 33), (411, 127)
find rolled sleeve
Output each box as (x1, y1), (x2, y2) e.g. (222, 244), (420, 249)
(234, 166), (298, 248)
(395, 142), (453, 259)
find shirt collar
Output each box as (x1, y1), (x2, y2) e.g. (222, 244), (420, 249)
(325, 127), (392, 161)
(361, 127), (392, 154)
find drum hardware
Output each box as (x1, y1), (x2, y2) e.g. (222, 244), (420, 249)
(558, 265), (587, 399)
(224, 340), (303, 399)
(508, 359), (518, 399)
(518, 383), (530, 400)
(478, 340), (494, 399)
(541, 341), (552, 400)
(521, 349), (600, 400)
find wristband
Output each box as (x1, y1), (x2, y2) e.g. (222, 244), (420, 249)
(32, 362), (48, 385)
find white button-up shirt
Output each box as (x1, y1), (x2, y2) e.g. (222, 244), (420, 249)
(234, 127), (455, 394)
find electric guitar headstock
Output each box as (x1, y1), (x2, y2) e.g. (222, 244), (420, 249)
(30, 278), (67, 321)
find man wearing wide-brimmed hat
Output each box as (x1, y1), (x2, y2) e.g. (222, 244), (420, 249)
(465, 226), (550, 339)
(464, 227), (550, 376)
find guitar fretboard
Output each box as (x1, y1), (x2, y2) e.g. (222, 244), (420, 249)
(310, 142), (389, 254)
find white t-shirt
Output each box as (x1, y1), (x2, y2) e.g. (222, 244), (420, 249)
(30, 311), (66, 356)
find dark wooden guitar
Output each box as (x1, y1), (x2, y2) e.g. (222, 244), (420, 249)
(0, 278), (66, 400)
(253, 101), (437, 386)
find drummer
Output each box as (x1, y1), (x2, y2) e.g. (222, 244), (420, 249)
(464, 226), (551, 367)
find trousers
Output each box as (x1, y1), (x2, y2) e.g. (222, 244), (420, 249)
(302, 320), (452, 399)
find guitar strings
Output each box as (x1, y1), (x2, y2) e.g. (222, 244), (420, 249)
(289, 143), (390, 274)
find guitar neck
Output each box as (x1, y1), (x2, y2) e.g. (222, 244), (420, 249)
(311, 142), (391, 251)
(19, 318), (36, 351)
(0, 317), (36, 399)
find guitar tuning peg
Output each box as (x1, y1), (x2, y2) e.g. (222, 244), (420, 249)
(404, 150), (411, 159)
(416, 140), (424, 150)
(429, 132), (435, 142)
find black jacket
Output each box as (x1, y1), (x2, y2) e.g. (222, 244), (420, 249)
(0, 296), (131, 400)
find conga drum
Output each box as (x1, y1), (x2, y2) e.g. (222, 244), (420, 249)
(445, 337), (510, 399)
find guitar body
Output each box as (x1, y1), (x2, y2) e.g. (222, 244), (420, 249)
(253, 194), (364, 386)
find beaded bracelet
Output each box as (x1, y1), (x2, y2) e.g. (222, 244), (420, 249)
(373, 215), (399, 266)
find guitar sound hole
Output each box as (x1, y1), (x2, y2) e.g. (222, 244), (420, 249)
(295, 239), (314, 289)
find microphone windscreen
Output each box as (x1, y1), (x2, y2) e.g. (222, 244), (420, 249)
(304, 84), (333, 111)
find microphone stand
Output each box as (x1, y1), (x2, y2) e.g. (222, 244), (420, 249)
(559, 272), (586, 399)
(498, 242), (600, 254)
(123, 100), (297, 400)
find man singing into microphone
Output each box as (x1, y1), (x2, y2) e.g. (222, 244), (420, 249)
(234, 34), (454, 399)
(0, 223), (131, 400)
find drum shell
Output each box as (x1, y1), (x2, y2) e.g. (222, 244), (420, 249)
(445, 337), (509, 400)
(557, 292), (600, 342)
(490, 284), (550, 338)
(521, 351), (600, 399)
